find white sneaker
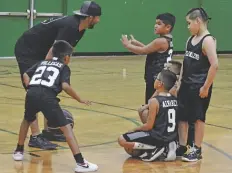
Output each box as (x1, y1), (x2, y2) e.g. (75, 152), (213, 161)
(75, 159), (98, 172)
(164, 141), (177, 161)
(13, 151), (24, 161)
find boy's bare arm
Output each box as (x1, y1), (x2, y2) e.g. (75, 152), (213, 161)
(45, 47), (53, 60)
(202, 37), (218, 89)
(133, 98), (159, 131)
(131, 40), (145, 47)
(169, 86), (177, 97)
(23, 73), (30, 88)
(121, 36), (168, 55)
(130, 35), (145, 47)
(62, 82), (91, 105)
(199, 37), (218, 98)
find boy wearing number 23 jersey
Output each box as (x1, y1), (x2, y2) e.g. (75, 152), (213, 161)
(121, 13), (176, 104)
(13, 41), (98, 173)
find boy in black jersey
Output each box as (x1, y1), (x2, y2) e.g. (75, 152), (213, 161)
(118, 69), (178, 162)
(138, 60), (182, 123)
(177, 8), (218, 162)
(121, 13), (176, 104)
(14, 1), (102, 146)
(13, 41), (98, 172)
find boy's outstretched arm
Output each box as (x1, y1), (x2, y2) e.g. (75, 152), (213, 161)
(62, 82), (91, 105)
(130, 35), (145, 47)
(121, 35), (168, 55)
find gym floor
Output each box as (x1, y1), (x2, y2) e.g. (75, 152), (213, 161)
(0, 56), (231, 173)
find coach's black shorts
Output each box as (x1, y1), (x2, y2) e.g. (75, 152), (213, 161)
(123, 131), (165, 147)
(15, 56), (40, 89)
(15, 40), (44, 89)
(177, 82), (212, 123)
(24, 87), (68, 128)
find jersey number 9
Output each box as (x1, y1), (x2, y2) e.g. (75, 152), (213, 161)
(167, 108), (176, 132)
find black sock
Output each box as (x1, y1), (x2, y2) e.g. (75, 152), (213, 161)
(16, 144), (24, 152)
(187, 123), (195, 146)
(194, 145), (201, 150)
(74, 153), (84, 164)
(178, 145), (187, 153)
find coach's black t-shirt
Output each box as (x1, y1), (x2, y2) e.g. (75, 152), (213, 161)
(15, 15), (85, 60)
(26, 57), (70, 96)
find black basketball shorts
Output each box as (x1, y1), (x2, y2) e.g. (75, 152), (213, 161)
(177, 82), (212, 123)
(123, 131), (165, 147)
(15, 56), (40, 89)
(24, 87), (69, 127)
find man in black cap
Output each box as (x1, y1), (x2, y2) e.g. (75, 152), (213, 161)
(14, 1), (102, 149)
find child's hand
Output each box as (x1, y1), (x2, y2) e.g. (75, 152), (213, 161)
(79, 99), (92, 106)
(138, 104), (148, 113)
(199, 86), (209, 98)
(121, 34), (131, 47)
(130, 35), (136, 42)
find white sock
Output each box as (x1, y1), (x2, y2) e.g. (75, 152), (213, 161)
(133, 142), (156, 150)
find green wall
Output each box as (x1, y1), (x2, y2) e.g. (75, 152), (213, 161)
(202, 0), (231, 51)
(0, 0), (231, 56)
(68, 0), (199, 52)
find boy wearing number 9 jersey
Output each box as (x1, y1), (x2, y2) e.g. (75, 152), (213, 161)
(118, 69), (178, 162)
(13, 40), (98, 172)
(121, 13), (176, 104)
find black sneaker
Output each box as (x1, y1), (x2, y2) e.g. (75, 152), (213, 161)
(42, 130), (66, 142)
(176, 145), (188, 158)
(182, 146), (202, 162)
(28, 134), (58, 150)
(141, 147), (165, 162)
(195, 147), (202, 160)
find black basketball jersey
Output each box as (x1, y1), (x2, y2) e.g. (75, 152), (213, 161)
(182, 34), (212, 86)
(26, 57), (70, 95)
(150, 95), (178, 143)
(145, 36), (173, 82)
(15, 15), (85, 60)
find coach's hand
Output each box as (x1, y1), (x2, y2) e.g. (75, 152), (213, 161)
(199, 86), (209, 98)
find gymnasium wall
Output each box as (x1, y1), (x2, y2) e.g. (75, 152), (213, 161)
(0, 0), (231, 57)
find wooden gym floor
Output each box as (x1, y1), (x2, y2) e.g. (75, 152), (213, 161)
(0, 56), (232, 173)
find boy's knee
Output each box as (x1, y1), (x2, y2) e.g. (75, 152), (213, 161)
(118, 135), (126, 147)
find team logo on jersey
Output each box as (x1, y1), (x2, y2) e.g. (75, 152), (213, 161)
(162, 100), (178, 108)
(185, 51), (199, 60)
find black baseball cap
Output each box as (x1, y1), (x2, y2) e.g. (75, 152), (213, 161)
(73, 1), (102, 17)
